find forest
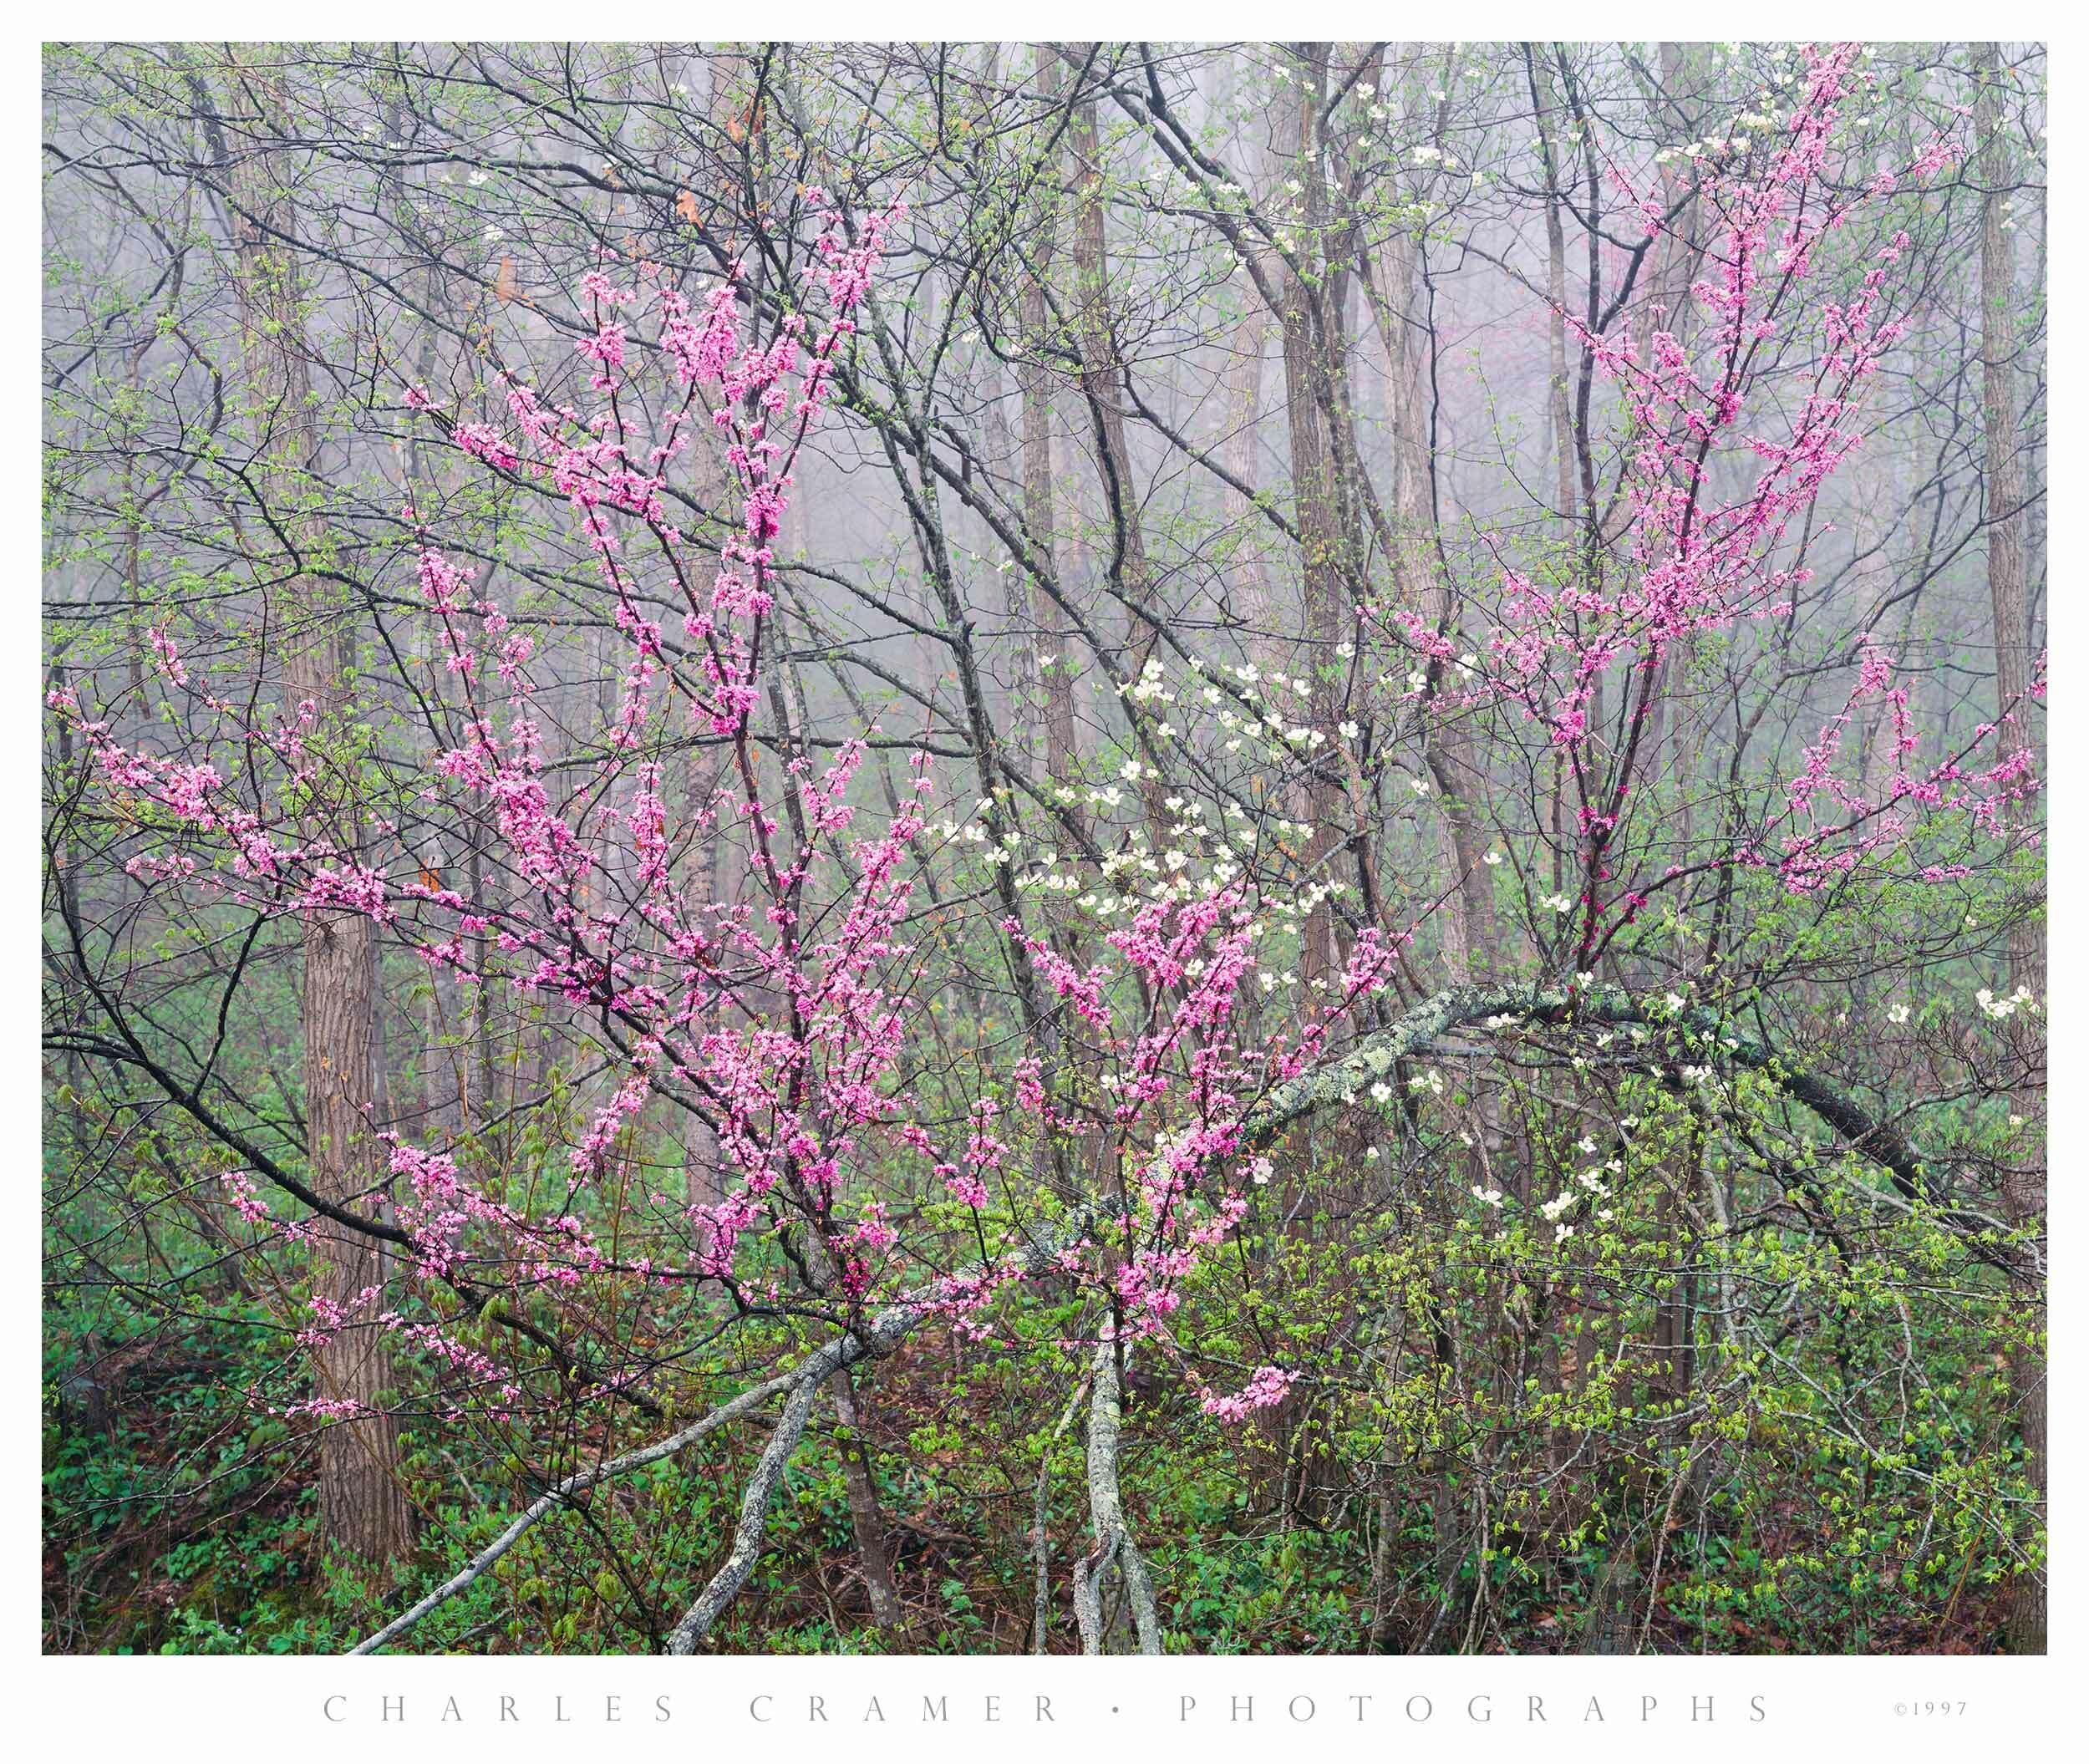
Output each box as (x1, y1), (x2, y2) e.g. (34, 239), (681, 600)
(41, 40), (2046, 1657)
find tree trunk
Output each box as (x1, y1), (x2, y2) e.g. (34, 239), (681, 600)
(828, 1370), (905, 1634)
(1977, 40), (2046, 1656)
(1023, 47), (1080, 798)
(1062, 48), (1171, 843)
(1271, 43), (1353, 989)
(1375, 97), (1502, 984)
(206, 47), (415, 1567)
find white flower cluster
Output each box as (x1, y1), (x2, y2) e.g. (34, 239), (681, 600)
(1124, 657), (1175, 705)
(1655, 138), (1750, 164)
(1976, 984), (2036, 1020)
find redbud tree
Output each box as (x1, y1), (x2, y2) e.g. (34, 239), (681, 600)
(44, 41), (2043, 1655)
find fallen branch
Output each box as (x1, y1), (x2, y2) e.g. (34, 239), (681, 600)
(348, 1370), (798, 1655)
(658, 1207), (1098, 1652)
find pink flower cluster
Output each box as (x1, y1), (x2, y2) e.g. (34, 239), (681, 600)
(57, 188), (1424, 1431)
(1363, 43), (2020, 966)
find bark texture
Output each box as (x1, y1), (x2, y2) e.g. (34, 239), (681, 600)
(210, 48), (414, 1567)
(1977, 40), (2046, 1657)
